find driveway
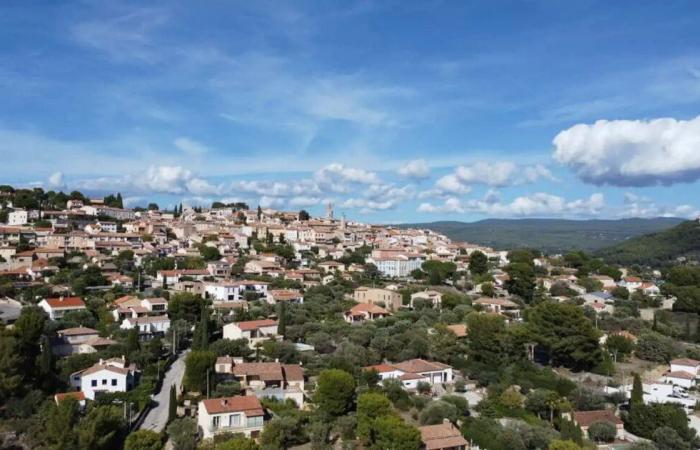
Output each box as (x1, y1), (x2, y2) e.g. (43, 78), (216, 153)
(139, 351), (188, 432)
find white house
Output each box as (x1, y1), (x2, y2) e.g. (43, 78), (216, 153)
(345, 303), (391, 324)
(38, 296), (87, 320)
(619, 276), (643, 290)
(369, 254), (424, 278)
(204, 280), (269, 302)
(120, 315), (170, 338)
(410, 290), (443, 309)
(8, 210), (28, 226)
(223, 319), (279, 349)
(670, 358), (700, 378)
(364, 359), (453, 390)
(663, 371), (695, 389)
(266, 289), (304, 305)
(70, 356), (138, 400)
(198, 395), (265, 440)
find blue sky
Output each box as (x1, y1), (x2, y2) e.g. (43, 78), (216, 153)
(2, 0), (700, 222)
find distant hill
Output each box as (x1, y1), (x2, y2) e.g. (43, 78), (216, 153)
(397, 218), (685, 253)
(595, 219), (700, 266)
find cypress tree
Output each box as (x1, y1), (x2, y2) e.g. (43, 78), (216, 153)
(168, 384), (177, 423)
(695, 315), (700, 343)
(278, 302), (287, 338)
(630, 373), (643, 407)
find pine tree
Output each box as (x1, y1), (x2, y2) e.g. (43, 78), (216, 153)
(168, 384), (177, 423)
(630, 373), (643, 407)
(694, 315), (700, 343)
(116, 192), (123, 208)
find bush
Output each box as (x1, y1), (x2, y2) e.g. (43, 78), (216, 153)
(587, 421), (616, 443)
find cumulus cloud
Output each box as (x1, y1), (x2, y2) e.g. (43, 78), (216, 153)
(314, 163), (380, 192)
(174, 137), (209, 157)
(433, 174), (472, 195)
(288, 196), (322, 207)
(75, 165), (221, 196)
(398, 159), (430, 179)
(620, 192), (699, 218)
(553, 115), (700, 186)
(47, 171), (65, 188)
(419, 192), (605, 217)
(454, 161), (554, 187)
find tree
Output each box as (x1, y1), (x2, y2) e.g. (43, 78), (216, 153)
(200, 245), (221, 261)
(526, 301), (602, 370)
(14, 305), (46, 347)
(653, 426), (690, 450)
(76, 405), (125, 450)
(630, 373), (643, 407)
(214, 437), (261, 450)
(168, 384), (177, 424)
(44, 397), (79, 449)
(277, 302), (287, 338)
(147, 203), (159, 211)
(125, 430), (163, 450)
(481, 282), (495, 298)
(0, 335), (23, 401)
(184, 351), (216, 393)
(625, 402), (695, 442)
(192, 307), (210, 351)
(357, 392), (393, 442)
(298, 210), (310, 221)
(419, 400), (459, 425)
(548, 440), (582, 450)
(167, 418), (197, 450)
(505, 262), (536, 302)
(259, 412), (306, 449)
(314, 369), (356, 418)
(371, 415), (421, 450)
(466, 312), (509, 368)
(469, 250), (488, 276)
(587, 421), (616, 443)
(611, 286), (630, 300)
(635, 332), (678, 363)
(606, 334), (635, 360)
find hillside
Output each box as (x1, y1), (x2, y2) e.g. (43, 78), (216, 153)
(397, 218), (684, 253)
(595, 219), (700, 266)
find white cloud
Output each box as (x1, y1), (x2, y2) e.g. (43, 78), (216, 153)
(434, 174), (471, 195)
(174, 137), (209, 157)
(619, 192), (699, 218)
(259, 196), (286, 208)
(47, 171), (65, 189)
(398, 159), (430, 179)
(553, 115), (700, 186)
(314, 163), (380, 192)
(289, 196), (321, 207)
(418, 192), (605, 217)
(454, 161), (554, 187)
(75, 165), (220, 196)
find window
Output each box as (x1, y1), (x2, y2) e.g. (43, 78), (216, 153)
(212, 416), (220, 428)
(247, 416), (263, 428)
(111, 379), (117, 386)
(229, 414), (240, 427)
(91, 380), (97, 387)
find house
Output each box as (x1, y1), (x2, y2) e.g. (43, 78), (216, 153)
(70, 356), (138, 400)
(345, 303), (391, 324)
(419, 421), (469, 450)
(266, 289), (304, 305)
(8, 210), (28, 226)
(619, 276), (642, 290)
(369, 253), (424, 278)
(446, 324), (467, 338)
(591, 275), (617, 289)
(318, 261), (345, 272)
(353, 287), (402, 311)
(473, 298), (521, 319)
(670, 358), (700, 378)
(215, 357), (305, 406)
(639, 282), (661, 297)
(198, 395), (265, 440)
(663, 370), (695, 389)
(207, 260), (231, 278)
(157, 269), (209, 286)
(54, 327), (116, 356)
(572, 410), (624, 441)
(364, 359), (453, 390)
(204, 280), (269, 302)
(38, 296), (86, 320)
(410, 290), (443, 309)
(120, 315), (170, 339)
(223, 319), (279, 349)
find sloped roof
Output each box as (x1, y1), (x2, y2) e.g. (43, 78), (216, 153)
(201, 395), (264, 416)
(419, 423), (469, 450)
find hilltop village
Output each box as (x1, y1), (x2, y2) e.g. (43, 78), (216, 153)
(1, 186), (700, 450)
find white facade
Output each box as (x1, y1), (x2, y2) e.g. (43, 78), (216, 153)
(370, 255), (424, 278)
(223, 320), (279, 349)
(7, 210), (28, 226)
(70, 358), (137, 400)
(198, 396), (265, 440)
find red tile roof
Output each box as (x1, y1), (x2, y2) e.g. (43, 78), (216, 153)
(201, 395), (264, 416)
(44, 297), (85, 308)
(419, 423), (469, 450)
(235, 319), (277, 331)
(573, 410), (622, 427)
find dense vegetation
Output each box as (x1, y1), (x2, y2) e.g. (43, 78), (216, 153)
(596, 220), (700, 267)
(399, 218), (683, 253)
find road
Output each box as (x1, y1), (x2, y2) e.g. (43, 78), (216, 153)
(139, 351), (188, 432)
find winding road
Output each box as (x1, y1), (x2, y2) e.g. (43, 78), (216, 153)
(139, 351), (188, 432)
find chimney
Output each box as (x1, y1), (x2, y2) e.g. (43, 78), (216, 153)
(221, 399), (228, 406)
(59, 295), (64, 302)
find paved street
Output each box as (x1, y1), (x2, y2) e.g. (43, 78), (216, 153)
(139, 351), (188, 432)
